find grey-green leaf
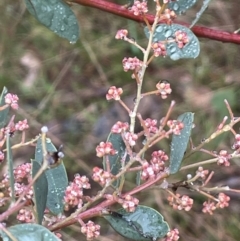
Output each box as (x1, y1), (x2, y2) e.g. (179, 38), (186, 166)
(103, 133), (129, 189)
(34, 137), (68, 214)
(6, 134), (15, 202)
(46, 163), (68, 215)
(104, 205), (170, 240)
(145, 24), (200, 60)
(31, 160), (48, 224)
(169, 112), (194, 174)
(0, 87), (9, 129)
(24, 0), (79, 43)
(0, 223), (61, 241)
(168, 0), (198, 15)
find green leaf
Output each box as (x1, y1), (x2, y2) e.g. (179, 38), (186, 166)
(169, 112), (194, 174)
(6, 134), (15, 202)
(104, 205), (170, 241)
(24, 0), (80, 43)
(31, 160), (48, 224)
(34, 137), (68, 214)
(0, 223), (61, 241)
(0, 87), (9, 129)
(45, 163), (68, 215)
(168, 0), (198, 15)
(145, 24), (200, 60)
(103, 133), (129, 189)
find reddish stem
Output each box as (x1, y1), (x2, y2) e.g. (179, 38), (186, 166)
(72, 0), (240, 44)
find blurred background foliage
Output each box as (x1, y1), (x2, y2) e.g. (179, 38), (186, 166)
(1, 0), (240, 240)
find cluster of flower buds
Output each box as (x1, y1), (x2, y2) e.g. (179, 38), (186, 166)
(195, 166), (209, 180)
(151, 42), (167, 57)
(202, 193), (230, 215)
(13, 163), (31, 182)
(1, 163), (33, 201)
(111, 121), (129, 134)
(161, 9), (177, 24)
(17, 208), (34, 223)
(0, 118), (29, 155)
(217, 192), (230, 208)
(217, 150), (231, 166)
(174, 30), (189, 48)
(167, 120), (184, 135)
(141, 150), (169, 180)
(129, 0), (148, 16)
(156, 80), (172, 99)
(14, 182), (33, 200)
(122, 57), (143, 72)
(64, 174), (91, 210)
(15, 119), (29, 131)
(115, 29), (128, 40)
(202, 201), (216, 215)
(143, 118), (158, 134)
(106, 86), (123, 101)
(123, 132), (138, 146)
(92, 167), (113, 186)
(81, 220), (100, 240)
(163, 228), (180, 241)
(151, 150), (169, 164)
(117, 194), (139, 212)
(95, 141), (116, 158)
(168, 194), (194, 211)
(4, 93), (19, 110)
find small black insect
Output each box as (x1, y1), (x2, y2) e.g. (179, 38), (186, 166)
(47, 145), (64, 167)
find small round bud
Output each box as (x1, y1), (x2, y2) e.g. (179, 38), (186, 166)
(187, 174), (192, 180)
(41, 126), (49, 133)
